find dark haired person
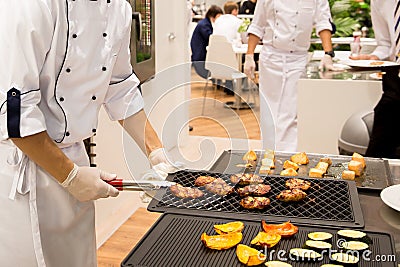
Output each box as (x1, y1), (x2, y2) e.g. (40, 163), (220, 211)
(190, 5), (224, 79)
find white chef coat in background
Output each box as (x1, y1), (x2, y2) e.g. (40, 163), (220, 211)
(248, 0), (332, 151)
(213, 14), (243, 44)
(370, 0), (397, 60)
(0, 1), (143, 266)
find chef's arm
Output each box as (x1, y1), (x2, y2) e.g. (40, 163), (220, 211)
(11, 132), (74, 183)
(246, 33), (260, 55)
(118, 109), (163, 156)
(319, 29), (333, 53)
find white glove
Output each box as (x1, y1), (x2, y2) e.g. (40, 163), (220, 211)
(148, 148), (184, 179)
(319, 54), (343, 72)
(244, 54), (256, 79)
(62, 164), (119, 202)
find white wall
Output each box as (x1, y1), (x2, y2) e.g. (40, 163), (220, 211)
(94, 0), (190, 247)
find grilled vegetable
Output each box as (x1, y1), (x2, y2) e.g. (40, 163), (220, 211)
(290, 152), (309, 165)
(250, 231), (281, 248)
(337, 230), (366, 239)
(330, 253), (359, 265)
(201, 232), (242, 250)
(261, 221), (298, 238)
(304, 240), (332, 251)
(243, 150), (257, 167)
(264, 261), (292, 267)
(338, 229), (372, 245)
(308, 232), (333, 241)
(289, 248), (322, 261)
(236, 244), (265, 266)
(341, 241), (369, 251)
(214, 221), (244, 234)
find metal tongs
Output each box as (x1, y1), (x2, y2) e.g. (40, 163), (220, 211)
(107, 179), (176, 191)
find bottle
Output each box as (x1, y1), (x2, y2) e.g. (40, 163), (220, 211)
(350, 30), (361, 57)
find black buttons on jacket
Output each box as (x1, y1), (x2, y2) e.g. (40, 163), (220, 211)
(72, 34), (77, 38)
(66, 132), (70, 136)
(103, 33), (107, 37)
(92, 129), (97, 133)
(60, 97), (65, 102)
(102, 67), (107, 71)
(107, 0), (111, 3)
(66, 68), (71, 73)
(92, 96), (97, 100)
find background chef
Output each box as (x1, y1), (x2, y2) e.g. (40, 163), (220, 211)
(0, 1), (173, 266)
(244, 0), (339, 152)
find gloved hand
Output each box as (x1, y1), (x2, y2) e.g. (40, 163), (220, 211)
(319, 54), (343, 72)
(244, 54), (256, 79)
(148, 147), (184, 179)
(62, 164), (119, 202)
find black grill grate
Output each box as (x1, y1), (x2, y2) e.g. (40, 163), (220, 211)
(149, 170), (364, 227)
(122, 213), (397, 267)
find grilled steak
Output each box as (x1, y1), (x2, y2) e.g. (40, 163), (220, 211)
(204, 178), (234, 196)
(170, 184), (204, 199)
(285, 178), (311, 191)
(240, 196), (271, 209)
(230, 173), (263, 185)
(195, 175), (216, 187)
(276, 188), (307, 202)
(237, 184), (271, 197)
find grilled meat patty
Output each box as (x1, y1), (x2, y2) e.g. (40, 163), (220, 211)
(237, 184), (271, 197)
(276, 188), (307, 202)
(204, 178), (234, 196)
(285, 178), (311, 191)
(230, 173), (263, 185)
(240, 196), (271, 209)
(195, 175), (216, 186)
(170, 184), (204, 199)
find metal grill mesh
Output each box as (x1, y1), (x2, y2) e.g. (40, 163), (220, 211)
(156, 170), (354, 222)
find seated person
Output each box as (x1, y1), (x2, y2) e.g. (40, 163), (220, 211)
(190, 5), (223, 79)
(213, 1), (243, 45)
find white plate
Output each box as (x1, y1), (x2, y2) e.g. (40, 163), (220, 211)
(369, 72), (383, 80)
(380, 184), (400, 212)
(340, 60), (399, 68)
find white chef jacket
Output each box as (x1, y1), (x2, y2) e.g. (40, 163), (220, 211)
(0, 1), (143, 266)
(213, 14), (243, 44)
(248, 0), (333, 52)
(247, 0), (332, 151)
(370, 0), (398, 61)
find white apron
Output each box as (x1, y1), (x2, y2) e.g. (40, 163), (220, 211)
(259, 46), (308, 152)
(0, 140), (96, 267)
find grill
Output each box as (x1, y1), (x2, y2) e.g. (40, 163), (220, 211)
(122, 213), (397, 267)
(210, 150), (393, 191)
(148, 170), (364, 228)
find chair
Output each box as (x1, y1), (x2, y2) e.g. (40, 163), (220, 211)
(201, 35), (247, 115)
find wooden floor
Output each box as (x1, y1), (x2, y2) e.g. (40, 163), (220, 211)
(189, 70), (261, 140)
(97, 208), (160, 267)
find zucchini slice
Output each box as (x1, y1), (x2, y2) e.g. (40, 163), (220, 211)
(289, 248), (322, 261)
(342, 241), (369, 251)
(308, 232), (333, 241)
(331, 253), (359, 265)
(264, 261), (292, 267)
(337, 230), (366, 239)
(305, 240), (332, 251)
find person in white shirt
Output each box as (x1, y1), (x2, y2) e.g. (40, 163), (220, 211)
(213, 1), (243, 45)
(243, 0), (338, 152)
(0, 1), (175, 266)
(350, 0), (400, 158)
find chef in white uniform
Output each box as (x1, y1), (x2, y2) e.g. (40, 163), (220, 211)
(244, 0), (338, 152)
(0, 1), (171, 266)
